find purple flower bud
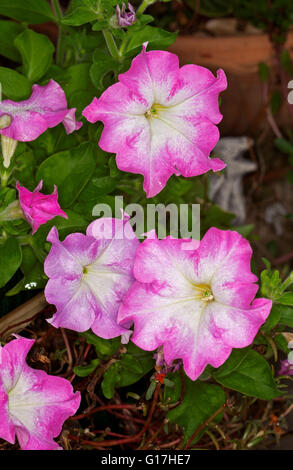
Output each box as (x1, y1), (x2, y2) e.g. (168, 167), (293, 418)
(116, 3), (136, 27)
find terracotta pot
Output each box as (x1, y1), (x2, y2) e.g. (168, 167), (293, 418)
(169, 32), (293, 136)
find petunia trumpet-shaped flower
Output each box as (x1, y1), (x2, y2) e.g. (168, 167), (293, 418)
(0, 336), (80, 450)
(116, 3), (136, 27)
(44, 213), (139, 341)
(16, 180), (68, 234)
(118, 228), (272, 380)
(83, 45), (227, 198)
(0, 79), (82, 168)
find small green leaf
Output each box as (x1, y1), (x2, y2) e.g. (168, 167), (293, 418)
(102, 363), (120, 399)
(258, 62), (270, 82)
(0, 21), (24, 62)
(0, 67), (31, 100)
(15, 30), (55, 82)
(274, 138), (293, 156)
(125, 26), (177, 54)
(81, 330), (121, 358)
(62, 7), (99, 26)
(36, 142), (96, 208)
(168, 380), (225, 446)
(277, 292), (293, 306)
(0, 238), (22, 288)
(212, 349), (279, 400)
(74, 358), (100, 377)
(278, 304), (293, 327)
(262, 304), (281, 331)
(146, 381), (157, 400)
(270, 90), (282, 115)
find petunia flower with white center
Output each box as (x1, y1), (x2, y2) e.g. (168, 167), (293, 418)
(83, 45), (227, 198)
(0, 79), (82, 168)
(0, 336), (80, 450)
(44, 213), (139, 341)
(118, 228), (272, 380)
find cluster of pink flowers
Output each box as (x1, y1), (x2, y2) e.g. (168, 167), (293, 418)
(0, 45), (273, 450)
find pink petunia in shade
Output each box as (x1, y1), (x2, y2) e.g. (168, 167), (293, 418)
(0, 336), (80, 450)
(83, 45), (227, 198)
(0, 79), (82, 142)
(44, 213), (139, 341)
(118, 228), (272, 381)
(16, 181), (68, 234)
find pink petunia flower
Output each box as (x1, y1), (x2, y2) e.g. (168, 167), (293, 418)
(118, 228), (272, 380)
(17, 180), (68, 234)
(44, 213), (139, 340)
(0, 336), (80, 450)
(83, 45), (227, 198)
(0, 79), (82, 142)
(116, 3), (136, 27)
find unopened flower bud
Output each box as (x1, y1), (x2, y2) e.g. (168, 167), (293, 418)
(116, 3), (136, 28)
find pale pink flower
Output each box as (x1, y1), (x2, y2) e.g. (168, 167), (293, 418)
(118, 228), (272, 380)
(83, 45), (227, 197)
(0, 336), (80, 450)
(116, 3), (136, 27)
(44, 213), (139, 340)
(17, 180), (67, 234)
(0, 79), (82, 142)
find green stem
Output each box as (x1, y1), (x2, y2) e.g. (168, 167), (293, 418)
(51, 0), (64, 66)
(137, 0), (156, 16)
(102, 30), (120, 59)
(0, 168), (11, 188)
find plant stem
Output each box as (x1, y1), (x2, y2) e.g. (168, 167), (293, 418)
(102, 30), (120, 59)
(0, 168), (10, 187)
(137, 0), (156, 16)
(51, 0), (65, 66)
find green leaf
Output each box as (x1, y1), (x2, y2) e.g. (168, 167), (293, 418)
(0, 0), (55, 23)
(101, 343), (154, 398)
(125, 26), (177, 54)
(258, 62), (270, 82)
(212, 349), (279, 400)
(281, 49), (293, 76)
(74, 358), (100, 377)
(81, 330), (121, 358)
(270, 90), (282, 115)
(0, 67), (31, 100)
(262, 304), (281, 331)
(17, 245), (44, 288)
(36, 142), (96, 208)
(14, 30), (54, 82)
(0, 238), (22, 288)
(90, 51), (119, 89)
(0, 21), (25, 62)
(277, 292), (293, 306)
(260, 267), (283, 300)
(168, 380), (225, 446)
(102, 363), (120, 399)
(62, 7), (99, 26)
(278, 304), (293, 327)
(274, 138), (293, 156)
